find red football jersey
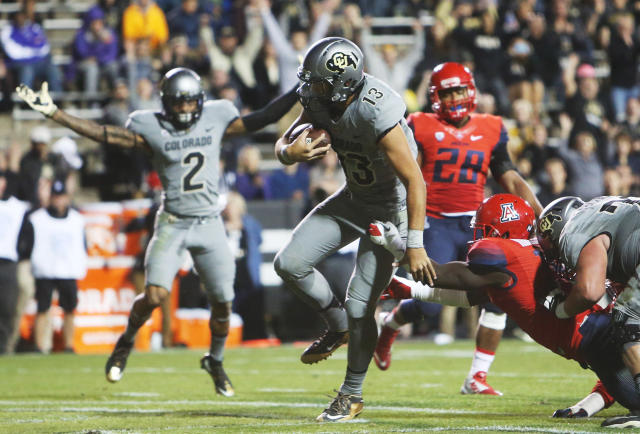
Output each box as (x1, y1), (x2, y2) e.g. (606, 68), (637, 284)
(408, 112), (508, 218)
(467, 238), (589, 362)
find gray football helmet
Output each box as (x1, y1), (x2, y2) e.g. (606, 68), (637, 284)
(297, 37), (365, 111)
(160, 68), (204, 128)
(536, 196), (584, 262)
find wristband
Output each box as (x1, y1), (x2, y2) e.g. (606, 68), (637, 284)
(555, 301), (570, 319)
(278, 145), (294, 165)
(406, 229), (423, 249)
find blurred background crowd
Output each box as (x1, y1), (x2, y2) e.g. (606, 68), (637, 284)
(0, 0), (639, 352)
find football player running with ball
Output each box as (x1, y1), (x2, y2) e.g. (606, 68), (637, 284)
(273, 37), (434, 421)
(16, 68), (298, 397)
(374, 62), (542, 396)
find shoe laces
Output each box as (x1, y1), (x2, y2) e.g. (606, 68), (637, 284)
(325, 390), (358, 414)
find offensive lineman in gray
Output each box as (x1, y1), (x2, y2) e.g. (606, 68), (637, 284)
(274, 37), (435, 421)
(16, 68), (303, 396)
(538, 195), (640, 427)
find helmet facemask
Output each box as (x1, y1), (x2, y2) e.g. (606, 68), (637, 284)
(432, 86), (475, 122)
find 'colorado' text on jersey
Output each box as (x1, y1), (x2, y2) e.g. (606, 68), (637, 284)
(409, 113), (510, 217)
(307, 74), (417, 210)
(126, 100), (239, 217)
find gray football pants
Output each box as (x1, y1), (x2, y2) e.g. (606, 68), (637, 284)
(275, 188), (407, 372)
(145, 210), (235, 303)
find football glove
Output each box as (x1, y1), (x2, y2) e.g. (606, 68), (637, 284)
(542, 288), (565, 314)
(16, 82), (58, 117)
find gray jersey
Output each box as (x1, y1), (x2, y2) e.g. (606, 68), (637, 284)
(308, 74), (417, 210)
(126, 100), (239, 216)
(560, 196), (640, 283)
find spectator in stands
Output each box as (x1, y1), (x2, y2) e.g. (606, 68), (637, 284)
(252, 40), (280, 108)
(548, 0), (593, 64)
(24, 179), (87, 353)
(200, 5), (264, 109)
(359, 18), (425, 98)
(508, 98), (536, 153)
(563, 62), (615, 163)
(0, 6), (62, 92)
(131, 77), (161, 111)
(537, 157), (571, 205)
(234, 145), (267, 200)
(167, 0), (209, 49)
(604, 167), (625, 196)
(159, 35), (209, 77)
(622, 97), (640, 139)
(265, 162), (309, 201)
(103, 79), (133, 127)
(504, 36), (543, 114)
(125, 38), (159, 94)
(122, 0), (169, 57)
(0, 59), (14, 112)
(70, 6), (119, 95)
(0, 171), (30, 354)
(18, 126), (56, 207)
(454, 7), (510, 115)
(526, 13), (564, 107)
(258, 0), (339, 95)
(606, 13), (639, 122)
(222, 191), (265, 340)
(556, 130), (605, 200)
(521, 123), (554, 179)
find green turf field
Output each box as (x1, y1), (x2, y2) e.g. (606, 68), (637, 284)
(0, 339), (622, 433)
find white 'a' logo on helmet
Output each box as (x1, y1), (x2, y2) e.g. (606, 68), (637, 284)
(500, 203), (520, 222)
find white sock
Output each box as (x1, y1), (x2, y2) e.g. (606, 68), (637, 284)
(469, 348), (495, 377)
(384, 313), (402, 331)
(571, 392), (606, 416)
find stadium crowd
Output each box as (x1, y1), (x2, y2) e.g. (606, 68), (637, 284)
(0, 0), (639, 354)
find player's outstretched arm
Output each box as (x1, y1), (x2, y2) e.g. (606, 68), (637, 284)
(498, 170), (543, 217)
(378, 124), (435, 285)
(16, 82), (147, 149)
(226, 85), (299, 135)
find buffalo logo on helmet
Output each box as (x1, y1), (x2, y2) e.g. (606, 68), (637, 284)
(539, 212), (561, 234)
(326, 52), (358, 73)
(499, 203), (520, 223)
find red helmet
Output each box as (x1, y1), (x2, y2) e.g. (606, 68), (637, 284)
(429, 62), (477, 122)
(472, 194), (535, 240)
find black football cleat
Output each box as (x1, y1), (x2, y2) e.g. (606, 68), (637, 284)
(105, 335), (134, 383)
(300, 330), (348, 364)
(201, 353), (235, 397)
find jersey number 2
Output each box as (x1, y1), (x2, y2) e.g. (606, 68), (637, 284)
(182, 151), (205, 192)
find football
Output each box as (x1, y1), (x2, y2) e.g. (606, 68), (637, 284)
(289, 123), (331, 147)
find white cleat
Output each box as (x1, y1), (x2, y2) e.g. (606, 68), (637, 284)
(106, 366), (123, 383)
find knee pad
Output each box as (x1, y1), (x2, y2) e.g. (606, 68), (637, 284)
(345, 297), (369, 319)
(274, 249), (311, 281)
(478, 309), (507, 330)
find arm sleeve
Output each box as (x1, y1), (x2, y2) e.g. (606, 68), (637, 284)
(241, 85), (298, 132)
(488, 124), (516, 178)
(17, 215), (34, 260)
